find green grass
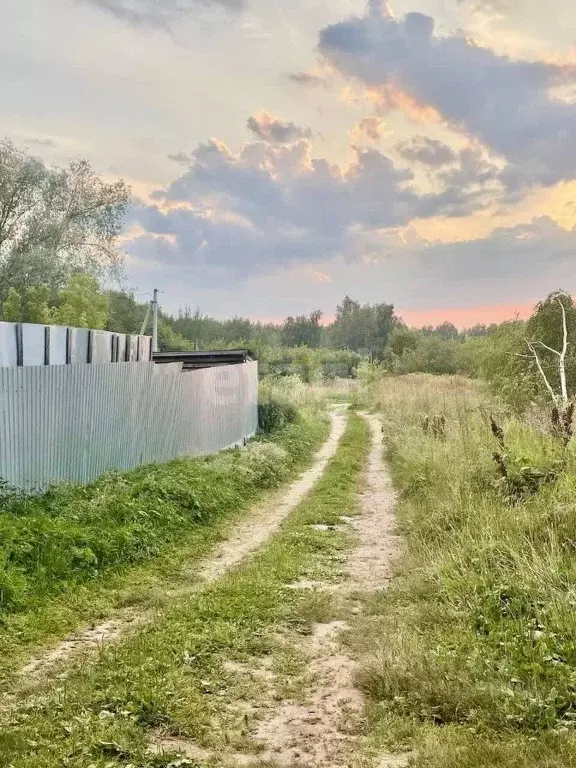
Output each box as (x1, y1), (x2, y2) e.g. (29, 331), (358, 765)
(0, 411), (329, 684)
(349, 374), (576, 766)
(0, 411), (370, 767)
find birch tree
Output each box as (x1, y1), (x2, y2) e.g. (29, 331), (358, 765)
(525, 292), (576, 401)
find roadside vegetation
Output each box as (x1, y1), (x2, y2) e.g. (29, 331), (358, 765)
(0, 379), (329, 681)
(0, 412), (370, 768)
(349, 373), (576, 766)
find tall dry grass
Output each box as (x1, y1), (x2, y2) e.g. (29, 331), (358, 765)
(354, 374), (576, 765)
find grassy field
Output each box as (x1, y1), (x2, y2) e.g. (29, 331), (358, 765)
(350, 374), (576, 766)
(0, 404), (329, 683)
(0, 412), (370, 767)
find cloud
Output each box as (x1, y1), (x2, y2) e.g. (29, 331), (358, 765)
(417, 216), (576, 286)
(82, 0), (242, 27)
(247, 112), (313, 144)
(123, 120), (516, 287)
(318, 7), (576, 191)
(351, 117), (385, 142)
(126, 208), (576, 318)
(416, 145), (502, 217)
(168, 151), (193, 165)
(131, 136), (419, 279)
(26, 137), (55, 147)
(335, 215), (576, 308)
(286, 72), (327, 88)
(396, 136), (456, 166)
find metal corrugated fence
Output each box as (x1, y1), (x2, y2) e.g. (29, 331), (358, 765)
(0, 361), (258, 490)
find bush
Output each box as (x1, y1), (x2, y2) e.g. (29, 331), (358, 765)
(258, 399), (298, 433)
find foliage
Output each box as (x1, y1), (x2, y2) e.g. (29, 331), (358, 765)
(0, 413), (368, 768)
(258, 346), (361, 380)
(330, 295), (395, 358)
(173, 306), (281, 348)
(526, 290), (576, 399)
(51, 274), (109, 328)
(389, 324), (418, 357)
(1, 284), (52, 324)
(0, 140), (130, 301)
(1, 287), (22, 322)
(281, 310), (323, 348)
(352, 374), (576, 765)
(258, 399), (298, 433)
(394, 335), (463, 375)
(0, 276), (109, 329)
(0, 408), (326, 619)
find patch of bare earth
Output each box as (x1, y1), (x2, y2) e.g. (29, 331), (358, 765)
(234, 412), (405, 768)
(13, 408), (347, 693)
(158, 413), (405, 767)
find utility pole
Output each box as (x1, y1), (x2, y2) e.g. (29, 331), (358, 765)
(152, 288), (159, 353)
(139, 301), (152, 337)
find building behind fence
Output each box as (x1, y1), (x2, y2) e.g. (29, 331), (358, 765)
(0, 321), (258, 491)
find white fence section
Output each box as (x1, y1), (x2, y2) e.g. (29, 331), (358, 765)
(0, 361), (259, 491)
(0, 321), (151, 367)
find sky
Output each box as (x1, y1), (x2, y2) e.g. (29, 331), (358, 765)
(2, 0), (576, 327)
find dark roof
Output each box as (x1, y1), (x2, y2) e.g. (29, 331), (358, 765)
(152, 349), (253, 371)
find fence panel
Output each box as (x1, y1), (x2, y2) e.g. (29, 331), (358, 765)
(0, 361), (258, 491)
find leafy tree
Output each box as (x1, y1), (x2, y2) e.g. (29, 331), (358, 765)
(331, 296), (395, 358)
(157, 319), (192, 352)
(394, 336), (461, 375)
(52, 275), (109, 329)
(476, 320), (536, 411)
(0, 141), (46, 253)
(464, 323), (498, 337)
(526, 290), (576, 400)
(106, 290), (149, 334)
(0, 140), (130, 302)
(281, 310), (323, 348)
(23, 285), (52, 324)
(2, 287), (22, 322)
(1, 284), (51, 323)
(389, 325), (418, 357)
(434, 321), (460, 341)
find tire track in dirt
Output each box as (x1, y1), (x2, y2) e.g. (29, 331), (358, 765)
(11, 407), (348, 695)
(244, 412), (406, 768)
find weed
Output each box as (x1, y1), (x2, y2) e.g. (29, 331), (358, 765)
(0, 413), (370, 768)
(351, 374), (576, 766)
(0, 408), (329, 678)
(258, 400), (298, 433)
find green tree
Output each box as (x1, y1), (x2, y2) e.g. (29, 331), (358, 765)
(476, 320), (536, 411)
(526, 290), (576, 401)
(331, 296), (395, 358)
(434, 321), (460, 341)
(389, 325), (418, 357)
(52, 275), (109, 329)
(395, 336), (461, 375)
(0, 140), (130, 302)
(2, 287), (22, 322)
(157, 319), (193, 352)
(282, 310), (323, 348)
(24, 285), (52, 323)
(106, 290), (149, 334)
(1, 284), (51, 323)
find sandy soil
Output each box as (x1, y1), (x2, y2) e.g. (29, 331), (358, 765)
(242, 413), (404, 768)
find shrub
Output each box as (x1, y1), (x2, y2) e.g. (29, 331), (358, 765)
(258, 399), (298, 433)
